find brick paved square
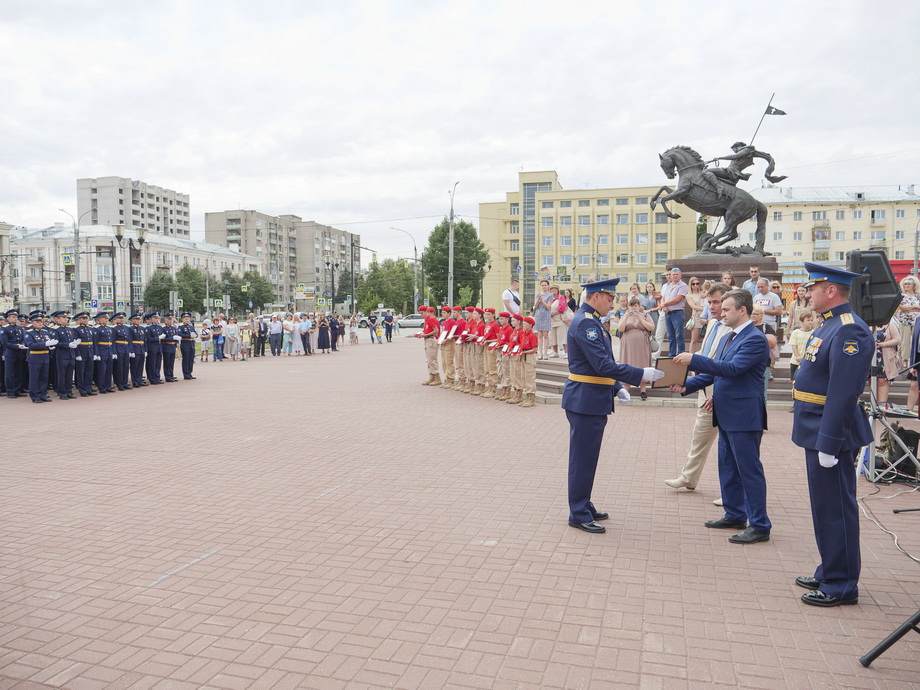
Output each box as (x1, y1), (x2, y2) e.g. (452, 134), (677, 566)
(1, 337), (918, 687)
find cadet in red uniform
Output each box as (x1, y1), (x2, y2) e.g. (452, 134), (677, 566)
(460, 306), (477, 393)
(451, 306), (467, 392)
(495, 312), (514, 400)
(506, 313), (525, 404)
(518, 316), (539, 407)
(438, 306), (457, 388)
(419, 306), (442, 386)
(470, 307), (487, 395)
(481, 308), (501, 398)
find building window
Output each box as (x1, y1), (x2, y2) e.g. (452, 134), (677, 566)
(655, 252), (668, 263)
(578, 200), (590, 207)
(578, 274), (591, 283)
(615, 214), (629, 224)
(853, 231), (863, 240)
(634, 197), (647, 205)
(635, 253), (648, 264)
(635, 233), (648, 244)
(635, 213), (649, 224)
(871, 230), (886, 241)
(896, 230), (905, 240)
(560, 254), (572, 265)
(542, 236), (553, 247)
(773, 212), (782, 221)
(655, 232), (668, 243)
(578, 215), (590, 226)
(794, 252), (803, 257)
(597, 199), (609, 206)
(895, 251), (905, 259)
(896, 209), (906, 219)
(597, 215), (609, 225)
(793, 211), (803, 221)
(835, 231), (844, 240)
(578, 254), (591, 266)
(635, 273), (648, 283)
(597, 254), (609, 265)
(510, 203), (519, 215)
(655, 213), (668, 224)
(96, 284), (113, 300)
(773, 232), (783, 241)
(132, 265), (142, 283)
(793, 232), (802, 241)
(541, 217), (554, 227)
(541, 201), (554, 209)
(812, 211), (827, 220)
(616, 234), (629, 245)
(578, 235), (591, 246)
(560, 217), (572, 227)
(836, 210), (845, 220)
(597, 234), (609, 245)
(560, 201), (572, 208)
(871, 209), (886, 221)
(509, 240), (519, 251)
(853, 210), (862, 220)
(616, 198), (628, 205)
(96, 265), (113, 282)
(509, 221), (519, 234)
(542, 255), (554, 266)
(560, 236), (572, 246)
(616, 253), (630, 265)
(813, 249), (830, 261)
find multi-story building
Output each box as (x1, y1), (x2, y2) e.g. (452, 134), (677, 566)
(479, 171), (697, 308)
(0, 221), (13, 312)
(737, 185), (920, 284)
(9, 223), (259, 315)
(77, 176), (191, 238)
(205, 211), (360, 310)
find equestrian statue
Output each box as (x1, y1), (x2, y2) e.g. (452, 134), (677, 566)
(650, 143), (786, 256)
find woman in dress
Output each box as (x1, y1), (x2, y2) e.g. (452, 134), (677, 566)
(532, 279), (554, 359)
(618, 297), (655, 400)
(199, 319), (211, 362)
(896, 276), (920, 364)
(686, 276), (705, 353)
(349, 314), (359, 345)
(282, 313), (295, 356)
(564, 288), (578, 313)
(291, 313), (305, 355)
(641, 281), (659, 328)
(548, 285), (568, 358)
(224, 317), (240, 361)
(874, 317), (902, 410)
(316, 313), (331, 353)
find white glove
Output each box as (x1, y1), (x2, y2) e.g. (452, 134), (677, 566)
(818, 452), (839, 468)
(76, 356), (82, 361)
(112, 354), (118, 360)
(94, 355), (101, 361)
(616, 389), (631, 403)
(129, 353), (135, 358)
(18, 344), (27, 349)
(173, 335), (182, 341)
(69, 340), (79, 349)
(158, 333), (166, 340)
(642, 367), (665, 382)
(46, 339), (58, 347)
(191, 331), (198, 337)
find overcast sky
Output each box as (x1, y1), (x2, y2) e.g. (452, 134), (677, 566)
(2, 0), (917, 264)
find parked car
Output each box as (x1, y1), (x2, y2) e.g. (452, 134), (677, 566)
(359, 308), (395, 328)
(397, 313), (425, 328)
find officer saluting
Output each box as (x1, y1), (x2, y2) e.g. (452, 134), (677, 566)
(791, 262), (873, 607)
(563, 278), (663, 532)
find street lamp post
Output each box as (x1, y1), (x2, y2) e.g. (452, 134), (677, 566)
(448, 181), (459, 306)
(204, 248), (221, 318)
(390, 227), (418, 313)
(325, 259), (339, 312)
(114, 225), (147, 314)
(470, 259), (493, 309)
(59, 208), (95, 308)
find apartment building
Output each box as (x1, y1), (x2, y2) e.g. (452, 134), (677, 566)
(479, 171), (697, 308)
(737, 185), (920, 283)
(77, 176), (191, 238)
(205, 211), (360, 309)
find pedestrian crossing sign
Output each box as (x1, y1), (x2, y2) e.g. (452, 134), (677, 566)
(214, 299), (223, 307)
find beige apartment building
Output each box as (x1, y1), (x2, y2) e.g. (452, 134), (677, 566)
(479, 171), (697, 308)
(737, 185), (920, 284)
(205, 211), (360, 311)
(77, 177), (191, 238)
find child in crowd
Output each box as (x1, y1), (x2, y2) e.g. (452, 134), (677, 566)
(517, 316), (539, 408)
(787, 310), (814, 380)
(239, 323), (252, 361)
(199, 320), (211, 362)
(506, 314), (525, 404)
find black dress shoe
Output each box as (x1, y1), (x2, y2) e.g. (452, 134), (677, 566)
(88, 391), (98, 396)
(704, 517), (747, 530)
(568, 521), (606, 533)
(33, 399), (43, 404)
(795, 576), (820, 590)
(592, 512), (609, 521)
(801, 590), (857, 607)
(728, 527), (770, 544)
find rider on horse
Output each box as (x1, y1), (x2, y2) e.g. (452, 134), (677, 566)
(703, 141), (787, 197)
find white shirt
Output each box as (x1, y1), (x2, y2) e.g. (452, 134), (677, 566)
(502, 288), (522, 314)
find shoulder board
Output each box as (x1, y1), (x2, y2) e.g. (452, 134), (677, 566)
(584, 313), (594, 319)
(840, 313), (854, 325)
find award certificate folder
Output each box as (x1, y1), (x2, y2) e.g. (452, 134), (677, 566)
(652, 357), (689, 388)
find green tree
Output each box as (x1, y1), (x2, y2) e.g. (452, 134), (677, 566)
(697, 214), (709, 243)
(242, 270), (273, 312)
(142, 270), (176, 312)
(421, 217), (489, 306)
(356, 259), (414, 314)
(174, 265), (206, 314)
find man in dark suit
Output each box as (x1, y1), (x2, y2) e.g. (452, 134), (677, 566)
(671, 289), (771, 544)
(562, 278), (663, 533)
(255, 316), (268, 357)
(792, 263), (873, 607)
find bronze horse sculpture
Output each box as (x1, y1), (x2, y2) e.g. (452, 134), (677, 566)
(650, 145), (768, 255)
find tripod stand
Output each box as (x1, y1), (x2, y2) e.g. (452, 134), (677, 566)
(861, 360), (920, 483)
(860, 610), (920, 667)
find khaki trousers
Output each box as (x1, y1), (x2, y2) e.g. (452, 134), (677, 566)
(499, 353), (510, 387)
(424, 337), (439, 375)
(522, 353), (536, 394)
(454, 342), (466, 383)
(677, 392), (719, 486)
(510, 355), (523, 391)
(484, 348), (498, 386)
(472, 344), (484, 384)
(440, 341), (455, 381)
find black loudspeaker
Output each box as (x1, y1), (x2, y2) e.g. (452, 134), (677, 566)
(846, 250), (901, 327)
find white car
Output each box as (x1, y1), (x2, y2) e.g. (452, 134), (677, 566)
(397, 313), (425, 328)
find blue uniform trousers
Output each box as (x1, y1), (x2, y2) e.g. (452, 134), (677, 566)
(718, 429), (771, 533)
(4, 349), (23, 396)
(566, 410), (608, 523)
(805, 448), (860, 600)
(95, 357), (113, 392)
(75, 357), (94, 394)
(665, 310), (686, 357)
(28, 359), (50, 401)
(146, 351), (162, 383)
(131, 353), (146, 386)
(180, 344), (195, 378)
(55, 356), (74, 397)
(162, 348), (177, 379)
(113, 355), (130, 389)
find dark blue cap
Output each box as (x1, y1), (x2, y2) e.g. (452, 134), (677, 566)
(50, 310), (69, 318)
(112, 312), (126, 319)
(802, 262), (861, 288)
(73, 311), (89, 319)
(3, 309), (18, 318)
(580, 277), (621, 295)
(180, 311), (192, 318)
(130, 312), (143, 320)
(93, 311), (109, 319)
(163, 312), (173, 318)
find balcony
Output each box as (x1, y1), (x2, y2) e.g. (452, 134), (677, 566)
(226, 233), (241, 242)
(870, 218), (887, 227)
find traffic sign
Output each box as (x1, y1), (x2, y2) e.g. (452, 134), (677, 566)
(241, 285), (248, 293)
(91, 299), (99, 308)
(298, 282), (306, 290)
(62, 254), (73, 266)
(317, 298), (326, 307)
(83, 301), (92, 310)
(214, 299), (223, 307)
(176, 298), (184, 308)
(116, 301), (126, 310)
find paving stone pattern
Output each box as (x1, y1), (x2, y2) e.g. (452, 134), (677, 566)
(1, 337), (918, 688)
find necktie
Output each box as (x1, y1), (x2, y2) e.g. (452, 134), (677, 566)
(702, 322), (721, 357)
(722, 330), (737, 353)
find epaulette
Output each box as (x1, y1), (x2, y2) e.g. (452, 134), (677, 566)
(840, 313), (854, 325)
(584, 313), (594, 319)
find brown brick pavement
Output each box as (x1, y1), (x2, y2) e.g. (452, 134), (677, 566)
(1, 337), (918, 688)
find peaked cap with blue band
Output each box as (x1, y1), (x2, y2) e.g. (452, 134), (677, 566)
(802, 262), (860, 288)
(580, 277), (620, 295)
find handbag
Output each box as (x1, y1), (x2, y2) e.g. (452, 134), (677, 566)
(685, 316), (698, 330)
(648, 333), (660, 353)
(561, 307), (574, 326)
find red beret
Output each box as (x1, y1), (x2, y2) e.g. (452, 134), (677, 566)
(466, 306), (476, 312)
(523, 316), (535, 326)
(475, 308), (484, 314)
(485, 307), (496, 313)
(441, 305), (451, 312)
(510, 313), (524, 322)
(419, 306), (429, 312)
(452, 306), (462, 311)
(498, 312), (511, 318)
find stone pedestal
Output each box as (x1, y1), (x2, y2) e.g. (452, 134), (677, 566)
(666, 255), (780, 287)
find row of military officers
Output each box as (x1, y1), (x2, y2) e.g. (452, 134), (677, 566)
(1, 309), (199, 403)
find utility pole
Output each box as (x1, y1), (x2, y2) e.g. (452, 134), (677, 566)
(391, 227), (418, 313)
(60, 208), (95, 308)
(448, 181), (459, 307)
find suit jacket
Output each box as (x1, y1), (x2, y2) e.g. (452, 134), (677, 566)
(683, 321), (769, 432)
